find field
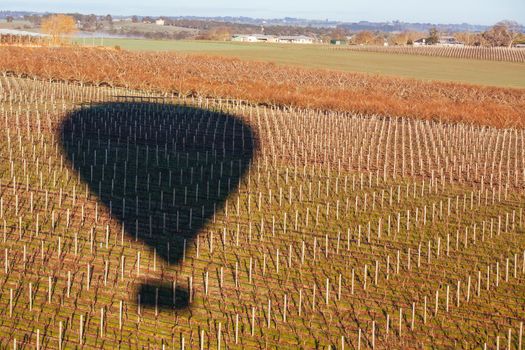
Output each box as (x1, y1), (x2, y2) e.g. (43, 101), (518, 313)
(72, 38), (525, 88)
(106, 22), (198, 37)
(337, 45), (525, 63)
(1, 47), (525, 129)
(0, 73), (525, 349)
(112, 22), (197, 33)
(1, 37), (525, 349)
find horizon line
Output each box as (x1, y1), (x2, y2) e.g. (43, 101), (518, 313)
(1, 9), (523, 27)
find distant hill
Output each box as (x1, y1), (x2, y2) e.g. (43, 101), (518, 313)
(337, 21), (490, 33)
(1, 10), (518, 33)
(132, 16), (492, 32)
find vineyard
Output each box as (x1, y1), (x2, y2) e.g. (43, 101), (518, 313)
(0, 73), (524, 348)
(335, 45), (525, 64)
(1, 47), (525, 128)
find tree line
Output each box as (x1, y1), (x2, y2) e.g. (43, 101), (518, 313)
(13, 13), (525, 46)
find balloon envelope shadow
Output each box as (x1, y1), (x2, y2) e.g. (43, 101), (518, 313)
(61, 101), (255, 310)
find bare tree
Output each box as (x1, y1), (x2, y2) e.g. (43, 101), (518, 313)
(330, 28), (347, 41)
(41, 15), (77, 45)
(454, 32), (488, 46)
(199, 26), (232, 41)
(483, 20), (522, 47)
(390, 32), (407, 45)
(427, 27), (440, 45)
(353, 31), (376, 45)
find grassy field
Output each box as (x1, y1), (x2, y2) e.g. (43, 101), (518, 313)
(109, 21), (198, 35)
(74, 38), (525, 88)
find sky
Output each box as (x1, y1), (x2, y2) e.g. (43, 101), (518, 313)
(2, 0), (524, 25)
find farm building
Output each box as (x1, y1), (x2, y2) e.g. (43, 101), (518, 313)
(232, 34), (314, 44)
(413, 38), (427, 46)
(155, 19), (165, 26)
(330, 39), (346, 45)
(231, 34), (277, 43)
(414, 36), (464, 47)
(278, 35), (314, 44)
(437, 36), (464, 47)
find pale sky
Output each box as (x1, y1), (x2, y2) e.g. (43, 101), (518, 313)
(2, 0), (524, 25)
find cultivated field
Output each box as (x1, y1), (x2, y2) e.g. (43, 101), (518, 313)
(1, 47), (525, 128)
(71, 38), (525, 88)
(335, 45), (525, 64)
(0, 74), (524, 349)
